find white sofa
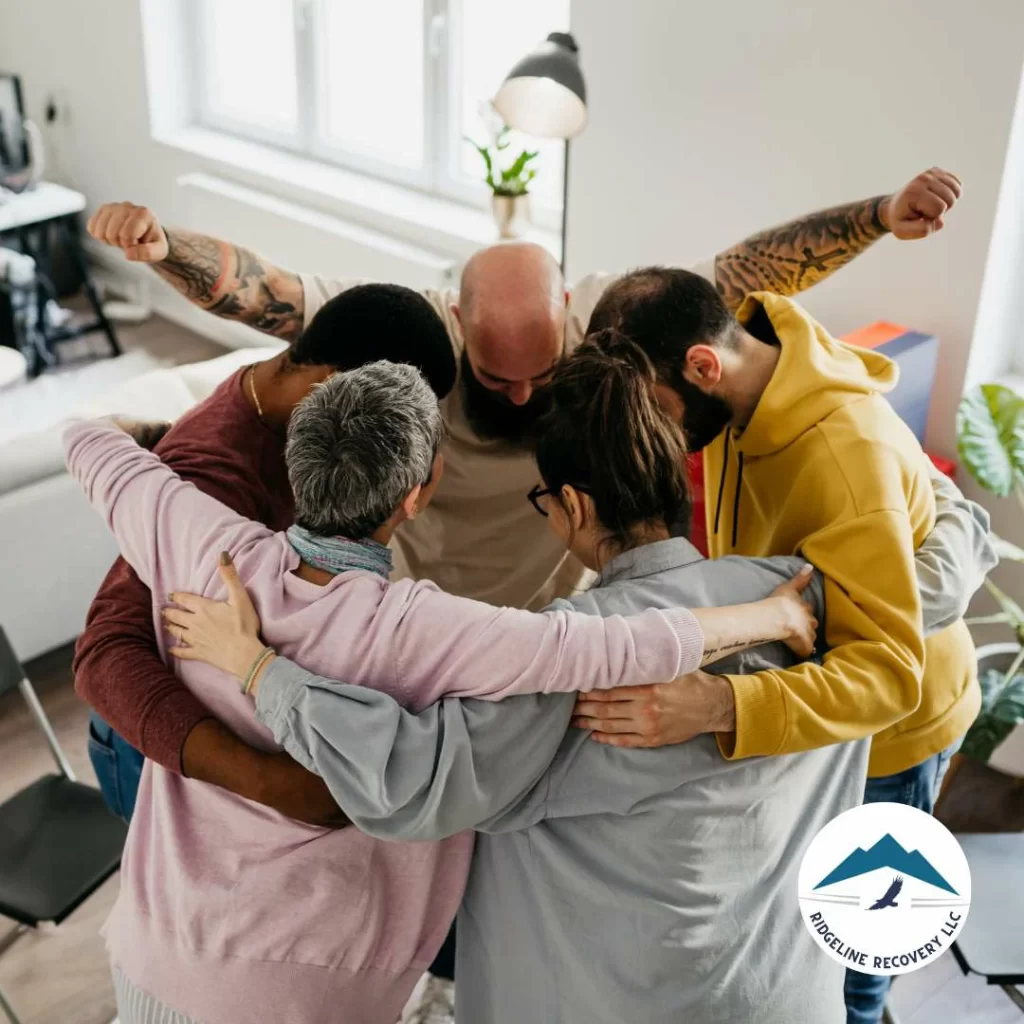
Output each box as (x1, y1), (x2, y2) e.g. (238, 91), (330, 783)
(0, 346), (277, 662)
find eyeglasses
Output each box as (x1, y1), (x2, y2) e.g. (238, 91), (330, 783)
(527, 483), (592, 517)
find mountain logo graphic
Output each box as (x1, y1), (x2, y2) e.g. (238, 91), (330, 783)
(814, 833), (958, 895)
(797, 803), (972, 977)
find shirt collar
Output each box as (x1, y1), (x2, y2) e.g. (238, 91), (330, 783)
(596, 537), (706, 587)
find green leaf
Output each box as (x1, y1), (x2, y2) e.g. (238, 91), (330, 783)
(990, 673), (1024, 724)
(961, 668), (1024, 762)
(960, 714), (1016, 763)
(505, 149), (539, 180)
(977, 667), (1006, 713)
(462, 136), (497, 190)
(957, 384), (1024, 498)
(984, 578), (1024, 630)
(965, 613), (1013, 626)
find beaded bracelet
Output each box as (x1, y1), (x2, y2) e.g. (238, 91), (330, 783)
(241, 646), (275, 696)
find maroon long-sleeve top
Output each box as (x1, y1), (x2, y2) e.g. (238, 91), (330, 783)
(72, 368), (293, 770)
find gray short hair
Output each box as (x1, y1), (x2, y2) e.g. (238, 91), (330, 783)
(285, 361), (445, 538)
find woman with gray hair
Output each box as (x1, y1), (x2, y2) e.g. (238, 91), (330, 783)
(61, 360), (815, 1024)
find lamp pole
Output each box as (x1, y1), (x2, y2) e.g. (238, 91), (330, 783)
(561, 138), (570, 275)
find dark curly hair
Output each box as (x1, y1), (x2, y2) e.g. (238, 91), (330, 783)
(288, 283), (457, 399)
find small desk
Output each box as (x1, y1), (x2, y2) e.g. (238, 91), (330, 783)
(0, 182), (120, 375)
(952, 833), (1024, 1013)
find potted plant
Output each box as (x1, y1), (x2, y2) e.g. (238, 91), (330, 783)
(956, 383), (1024, 762)
(465, 110), (539, 240)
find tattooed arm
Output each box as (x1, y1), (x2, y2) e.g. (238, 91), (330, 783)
(87, 202), (305, 341)
(712, 167), (963, 311)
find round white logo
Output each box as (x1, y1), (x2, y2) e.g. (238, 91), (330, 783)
(798, 802), (971, 976)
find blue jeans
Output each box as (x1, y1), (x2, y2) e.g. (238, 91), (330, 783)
(87, 711), (144, 822)
(843, 740), (961, 1024)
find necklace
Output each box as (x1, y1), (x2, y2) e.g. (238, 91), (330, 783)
(248, 366), (264, 420)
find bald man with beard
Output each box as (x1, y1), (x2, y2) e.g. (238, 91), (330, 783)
(88, 168), (962, 618)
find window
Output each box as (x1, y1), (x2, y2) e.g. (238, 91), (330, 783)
(188, 0), (571, 224)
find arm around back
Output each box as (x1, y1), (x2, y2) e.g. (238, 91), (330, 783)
(73, 557), (210, 770)
(388, 581), (703, 705)
(722, 507), (926, 760)
(256, 656), (573, 841)
(916, 468), (996, 635)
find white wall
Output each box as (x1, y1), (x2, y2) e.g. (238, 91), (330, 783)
(568, 0), (1024, 456)
(965, 66), (1024, 389)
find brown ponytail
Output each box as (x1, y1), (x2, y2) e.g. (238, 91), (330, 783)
(535, 329), (692, 556)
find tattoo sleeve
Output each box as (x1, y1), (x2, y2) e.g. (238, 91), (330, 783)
(713, 195), (889, 312)
(153, 229), (305, 341)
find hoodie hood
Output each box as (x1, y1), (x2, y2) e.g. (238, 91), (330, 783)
(732, 293), (898, 458)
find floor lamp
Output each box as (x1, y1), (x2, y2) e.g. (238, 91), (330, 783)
(493, 32), (588, 275)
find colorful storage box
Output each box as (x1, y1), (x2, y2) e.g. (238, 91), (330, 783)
(841, 321), (939, 445)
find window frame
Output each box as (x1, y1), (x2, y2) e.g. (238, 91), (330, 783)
(186, 0), (563, 230)
(188, 0), (306, 153)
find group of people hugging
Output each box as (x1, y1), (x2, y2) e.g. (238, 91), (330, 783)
(74, 166), (991, 1024)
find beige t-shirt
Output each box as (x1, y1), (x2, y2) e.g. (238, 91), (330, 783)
(300, 259), (716, 610)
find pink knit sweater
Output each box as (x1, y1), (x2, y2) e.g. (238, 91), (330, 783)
(64, 420), (703, 1024)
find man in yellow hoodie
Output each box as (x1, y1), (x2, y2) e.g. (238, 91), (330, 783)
(578, 268), (980, 1024)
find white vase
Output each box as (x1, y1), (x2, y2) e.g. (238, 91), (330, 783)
(491, 193), (531, 239)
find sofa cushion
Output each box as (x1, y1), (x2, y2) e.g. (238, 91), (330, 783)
(0, 346), (276, 497)
(0, 429), (67, 495)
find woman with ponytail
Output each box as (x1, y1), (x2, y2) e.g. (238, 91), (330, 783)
(530, 329), (695, 566)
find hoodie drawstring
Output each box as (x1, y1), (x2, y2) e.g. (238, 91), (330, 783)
(712, 429), (731, 539)
(732, 453), (744, 550)
(711, 429), (745, 552)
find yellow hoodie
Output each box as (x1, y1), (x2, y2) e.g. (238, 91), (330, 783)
(705, 293), (979, 778)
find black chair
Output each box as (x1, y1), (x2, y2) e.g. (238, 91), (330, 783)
(0, 625), (127, 1024)
(952, 832), (1024, 1014)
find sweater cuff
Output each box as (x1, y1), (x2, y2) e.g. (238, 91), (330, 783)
(139, 689), (214, 775)
(657, 607), (705, 675)
(715, 671), (787, 760)
(254, 656), (312, 739)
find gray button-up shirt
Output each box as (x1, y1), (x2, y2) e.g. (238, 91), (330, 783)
(255, 483), (991, 1022)
(258, 540), (875, 1023)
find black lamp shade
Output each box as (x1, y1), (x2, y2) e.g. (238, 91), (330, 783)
(493, 32), (587, 140)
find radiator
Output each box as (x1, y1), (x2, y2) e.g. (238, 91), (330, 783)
(176, 172), (458, 293)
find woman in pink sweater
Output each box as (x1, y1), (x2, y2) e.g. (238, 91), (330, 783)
(64, 361), (814, 1024)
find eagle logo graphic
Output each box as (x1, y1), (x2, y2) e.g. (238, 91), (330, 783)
(867, 875), (903, 911)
